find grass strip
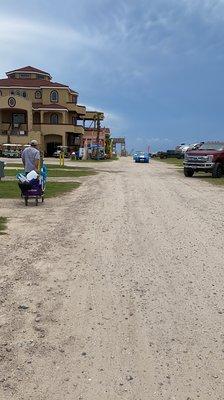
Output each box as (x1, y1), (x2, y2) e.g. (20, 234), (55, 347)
(5, 168), (95, 178)
(0, 216), (7, 235)
(173, 167), (224, 187)
(155, 158), (184, 167)
(0, 181), (80, 199)
(182, 172), (224, 186)
(70, 157), (119, 162)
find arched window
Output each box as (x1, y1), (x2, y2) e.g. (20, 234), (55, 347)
(50, 90), (59, 102)
(50, 113), (59, 124)
(35, 90), (42, 99)
(0, 90), (2, 96)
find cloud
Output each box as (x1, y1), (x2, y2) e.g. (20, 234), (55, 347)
(85, 104), (128, 135)
(0, 14), (104, 51)
(1, 1), (224, 150)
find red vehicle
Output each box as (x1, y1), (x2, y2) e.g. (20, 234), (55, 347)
(183, 141), (224, 178)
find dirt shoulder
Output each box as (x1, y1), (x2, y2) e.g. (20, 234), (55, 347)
(0, 158), (224, 400)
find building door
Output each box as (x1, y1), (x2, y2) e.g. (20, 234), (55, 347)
(47, 142), (61, 156)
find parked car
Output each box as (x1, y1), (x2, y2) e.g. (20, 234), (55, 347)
(183, 141), (224, 178)
(134, 151), (150, 163)
(159, 149), (183, 159)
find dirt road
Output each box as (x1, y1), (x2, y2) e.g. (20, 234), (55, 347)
(0, 158), (224, 400)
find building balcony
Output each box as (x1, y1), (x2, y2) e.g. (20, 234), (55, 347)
(33, 123), (84, 135)
(66, 103), (86, 115)
(81, 111), (104, 121)
(0, 123), (28, 136)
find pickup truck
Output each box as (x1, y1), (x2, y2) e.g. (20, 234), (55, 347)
(159, 150), (183, 159)
(183, 141), (224, 178)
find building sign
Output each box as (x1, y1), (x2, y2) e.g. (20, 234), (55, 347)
(8, 97), (16, 108)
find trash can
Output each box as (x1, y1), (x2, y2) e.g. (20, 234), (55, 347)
(0, 161), (5, 180)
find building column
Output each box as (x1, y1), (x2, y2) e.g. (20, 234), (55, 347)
(27, 108), (33, 132)
(62, 134), (66, 146)
(40, 111), (44, 124)
(62, 112), (66, 124)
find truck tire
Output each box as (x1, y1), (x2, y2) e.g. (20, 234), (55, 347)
(212, 163), (223, 178)
(184, 167), (194, 177)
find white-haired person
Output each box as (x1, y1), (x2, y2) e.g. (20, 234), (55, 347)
(21, 140), (40, 174)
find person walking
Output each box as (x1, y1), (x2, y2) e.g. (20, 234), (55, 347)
(22, 140), (40, 174)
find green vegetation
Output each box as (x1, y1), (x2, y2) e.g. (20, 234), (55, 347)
(1, 161), (92, 200)
(0, 217), (7, 235)
(188, 174), (224, 187)
(0, 181), (80, 199)
(43, 182), (80, 197)
(156, 158), (183, 167)
(70, 157), (119, 162)
(5, 167), (95, 178)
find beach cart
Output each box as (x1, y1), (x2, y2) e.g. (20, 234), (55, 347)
(17, 165), (47, 206)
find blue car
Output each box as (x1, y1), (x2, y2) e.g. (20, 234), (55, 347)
(134, 151), (150, 163)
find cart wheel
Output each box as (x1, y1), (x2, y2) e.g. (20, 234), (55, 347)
(25, 197), (28, 206)
(35, 197), (38, 206)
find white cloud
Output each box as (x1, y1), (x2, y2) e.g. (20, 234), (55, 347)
(2, 15), (105, 48)
(85, 104), (128, 135)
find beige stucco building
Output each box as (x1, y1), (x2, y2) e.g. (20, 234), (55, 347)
(0, 66), (104, 155)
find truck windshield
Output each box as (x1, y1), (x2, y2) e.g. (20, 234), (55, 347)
(198, 143), (224, 151)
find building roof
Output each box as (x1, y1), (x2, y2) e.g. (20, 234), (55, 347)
(0, 78), (68, 88)
(6, 66), (51, 77)
(32, 103), (68, 111)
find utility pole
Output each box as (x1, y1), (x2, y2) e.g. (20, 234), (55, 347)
(96, 112), (101, 160)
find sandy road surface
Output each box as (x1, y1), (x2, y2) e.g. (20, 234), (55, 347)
(0, 158), (224, 400)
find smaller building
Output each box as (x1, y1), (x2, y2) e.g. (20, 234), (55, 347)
(82, 127), (110, 148)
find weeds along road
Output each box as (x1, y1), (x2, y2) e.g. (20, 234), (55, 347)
(0, 158), (224, 400)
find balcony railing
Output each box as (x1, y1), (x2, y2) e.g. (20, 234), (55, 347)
(33, 123), (84, 134)
(0, 123), (28, 136)
(0, 130), (28, 136)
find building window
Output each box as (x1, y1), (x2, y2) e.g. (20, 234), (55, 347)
(0, 90), (2, 96)
(72, 95), (77, 104)
(50, 90), (59, 102)
(35, 90), (42, 99)
(22, 91), (27, 98)
(10, 90), (15, 95)
(36, 74), (45, 80)
(50, 113), (59, 124)
(19, 73), (30, 79)
(72, 116), (77, 125)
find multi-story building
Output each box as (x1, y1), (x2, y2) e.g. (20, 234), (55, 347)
(0, 66), (105, 155)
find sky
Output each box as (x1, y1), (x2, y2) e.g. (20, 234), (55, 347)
(1, 0), (224, 151)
